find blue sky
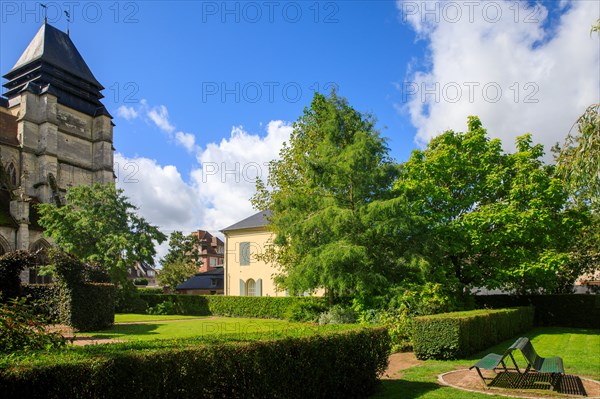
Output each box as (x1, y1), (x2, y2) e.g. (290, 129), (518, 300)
(1, 1), (598, 259)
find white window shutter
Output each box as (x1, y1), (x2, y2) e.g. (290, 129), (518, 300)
(239, 279), (245, 296)
(256, 278), (262, 297)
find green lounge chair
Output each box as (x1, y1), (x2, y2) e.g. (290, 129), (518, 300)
(513, 337), (564, 390)
(469, 337), (524, 387)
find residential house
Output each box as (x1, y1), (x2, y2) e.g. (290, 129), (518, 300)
(127, 261), (159, 287)
(190, 230), (224, 272)
(176, 268), (224, 295)
(222, 210), (284, 297)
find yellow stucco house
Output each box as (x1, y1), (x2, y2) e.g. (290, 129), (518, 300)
(221, 210), (283, 296)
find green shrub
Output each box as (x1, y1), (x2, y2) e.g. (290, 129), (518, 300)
(474, 294), (600, 328)
(0, 296), (66, 353)
(133, 278), (148, 286)
(0, 327), (390, 399)
(58, 284), (116, 331)
(318, 305), (357, 325)
(21, 284), (61, 323)
(146, 300), (180, 315)
(115, 287), (148, 313)
(412, 307), (534, 360)
(284, 300), (328, 322)
(139, 294), (327, 319)
(0, 251), (37, 301)
(136, 287), (163, 295)
(378, 308), (414, 353)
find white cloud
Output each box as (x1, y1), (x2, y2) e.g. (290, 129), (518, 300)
(115, 153), (202, 234)
(147, 105), (175, 134)
(115, 121), (292, 262)
(192, 120), (292, 231)
(396, 0), (600, 155)
(175, 131), (197, 153)
(116, 105), (139, 120)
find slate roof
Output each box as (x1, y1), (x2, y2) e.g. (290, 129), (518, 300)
(2, 23), (110, 118)
(7, 23), (101, 87)
(221, 210), (272, 232)
(176, 268), (224, 291)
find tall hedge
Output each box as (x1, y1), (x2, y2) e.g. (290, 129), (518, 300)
(21, 284), (61, 322)
(412, 307), (534, 360)
(0, 251), (37, 301)
(140, 294), (327, 319)
(0, 327), (390, 399)
(474, 294), (600, 328)
(58, 283), (116, 331)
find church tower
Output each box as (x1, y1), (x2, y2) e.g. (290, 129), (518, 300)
(0, 22), (114, 281)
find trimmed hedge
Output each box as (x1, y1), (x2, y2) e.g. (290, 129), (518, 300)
(412, 307), (534, 360)
(0, 327), (390, 399)
(474, 294), (600, 329)
(136, 287), (164, 295)
(58, 283), (116, 331)
(21, 284), (61, 322)
(140, 294), (327, 319)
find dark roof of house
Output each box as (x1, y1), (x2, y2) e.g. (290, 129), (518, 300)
(2, 23), (110, 118)
(221, 210), (272, 232)
(176, 268), (224, 291)
(7, 23), (101, 87)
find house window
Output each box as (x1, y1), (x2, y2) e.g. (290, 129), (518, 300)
(240, 242), (250, 266)
(243, 278), (262, 297)
(246, 279), (256, 296)
(217, 246), (224, 254)
(209, 258), (217, 267)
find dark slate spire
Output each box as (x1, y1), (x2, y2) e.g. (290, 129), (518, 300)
(2, 23), (110, 117)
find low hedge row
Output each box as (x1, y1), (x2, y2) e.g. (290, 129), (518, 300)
(474, 294), (600, 329)
(58, 283), (116, 331)
(0, 327), (390, 399)
(412, 307), (534, 360)
(140, 294), (327, 319)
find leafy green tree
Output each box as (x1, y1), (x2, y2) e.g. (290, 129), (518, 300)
(160, 231), (201, 266)
(252, 92), (399, 299)
(37, 183), (166, 285)
(157, 259), (198, 291)
(395, 117), (589, 295)
(157, 231), (200, 290)
(556, 104), (599, 206)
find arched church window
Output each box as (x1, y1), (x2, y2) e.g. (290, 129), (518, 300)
(6, 163), (17, 187)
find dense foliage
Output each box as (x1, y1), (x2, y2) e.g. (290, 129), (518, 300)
(475, 294), (600, 329)
(252, 91), (399, 299)
(556, 104), (600, 206)
(50, 251), (116, 331)
(0, 327), (390, 399)
(395, 117), (590, 296)
(0, 296), (66, 353)
(412, 307), (534, 360)
(157, 232), (202, 290)
(0, 251), (37, 301)
(253, 92), (593, 307)
(37, 183), (166, 285)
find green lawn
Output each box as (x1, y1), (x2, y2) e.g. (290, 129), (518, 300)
(373, 327), (600, 399)
(114, 313), (208, 323)
(82, 315), (351, 341)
